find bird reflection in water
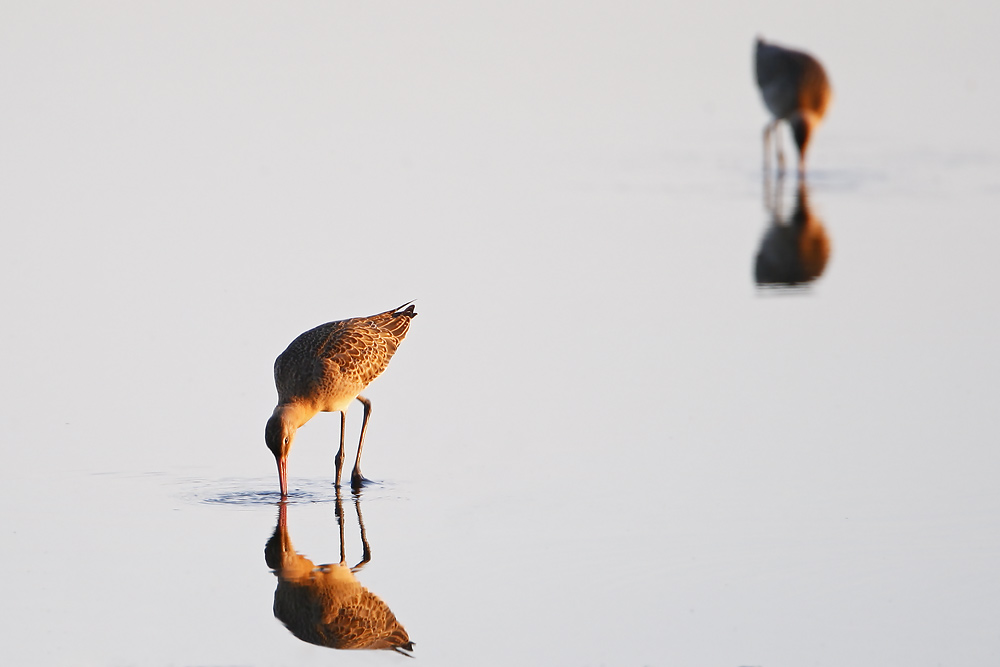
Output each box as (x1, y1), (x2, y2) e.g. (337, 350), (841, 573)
(264, 492), (414, 655)
(755, 175), (831, 289)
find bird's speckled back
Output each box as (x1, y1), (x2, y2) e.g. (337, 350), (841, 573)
(755, 38), (831, 120)
(273, 303), (416, 408)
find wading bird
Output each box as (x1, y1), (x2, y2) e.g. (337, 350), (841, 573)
(265, 302), (416, 495)
(755, 37), (831, 176)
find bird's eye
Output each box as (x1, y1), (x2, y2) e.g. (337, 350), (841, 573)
(283, 437), (289, 445)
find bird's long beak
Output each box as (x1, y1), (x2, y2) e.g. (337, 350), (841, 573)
(277, 456), (288, 497)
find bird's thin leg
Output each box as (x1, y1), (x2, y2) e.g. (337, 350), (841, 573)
(775, 169), (787, 221)
(351, 496), (372, 572)
(763, 122), (772, 175)
(334, 410), (347, 487)
(775, 122), (786, 175)
(352, 395), (372, 488)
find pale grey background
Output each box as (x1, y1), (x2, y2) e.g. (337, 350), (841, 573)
(1, 1), (998, 665)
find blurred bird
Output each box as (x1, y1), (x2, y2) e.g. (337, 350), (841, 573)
(265, 302), (416, 495)
(755, 37), (832, 175)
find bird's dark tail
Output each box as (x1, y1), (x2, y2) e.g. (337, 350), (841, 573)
(369, 301), (417, 339)
(392, 640), (415, 657)
(392, 300), (417, 319)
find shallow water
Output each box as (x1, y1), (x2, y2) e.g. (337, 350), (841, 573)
(2, 2), (1000, 665)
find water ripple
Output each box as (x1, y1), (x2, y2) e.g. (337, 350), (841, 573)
(182, 477), (406, 507)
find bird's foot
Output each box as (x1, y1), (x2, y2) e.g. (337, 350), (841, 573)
(351, 474), (375, 491)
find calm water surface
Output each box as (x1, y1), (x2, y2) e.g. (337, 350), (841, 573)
(2, 2), (999, 665)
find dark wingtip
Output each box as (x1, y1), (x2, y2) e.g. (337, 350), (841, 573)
(394, 300), (417, 318)
(393, 641), (416, 657)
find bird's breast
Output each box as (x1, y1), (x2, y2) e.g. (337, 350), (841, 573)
(314, 373), (365, 413)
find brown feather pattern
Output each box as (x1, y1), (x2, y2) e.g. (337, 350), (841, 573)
(274, 303), (416, 409)
(755, 39), (831, 121)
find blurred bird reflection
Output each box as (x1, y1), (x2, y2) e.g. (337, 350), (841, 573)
(264, 493), (414, 655)
(755, 175), (831, 288)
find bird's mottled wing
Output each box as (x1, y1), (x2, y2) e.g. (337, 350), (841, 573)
(756, 40), (830, 119)
(756, 42), (804, 118)
(273, 319), (351, 398)
(316, 305), (416, 386)
(273, 304), (416, 401)
(327, 588), (411, 650)
(313, 320), (388, 385)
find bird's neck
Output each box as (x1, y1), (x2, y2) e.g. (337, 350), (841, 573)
(273, 401), (317, 429)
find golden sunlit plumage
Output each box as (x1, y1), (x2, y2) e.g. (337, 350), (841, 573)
(265, 303), (416, 495)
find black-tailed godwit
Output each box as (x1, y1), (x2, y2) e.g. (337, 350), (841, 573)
(755, 37), (832, 175)
(265, 302), (416, 495)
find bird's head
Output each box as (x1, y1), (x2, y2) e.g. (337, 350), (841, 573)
(265, 411), (297, 496)
(789, 112), (817, 170)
